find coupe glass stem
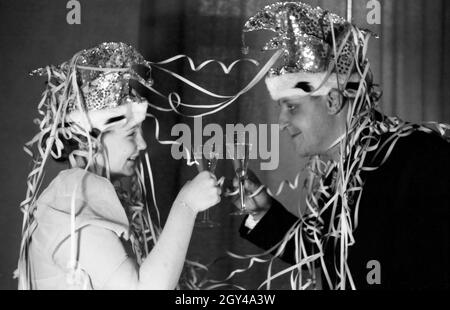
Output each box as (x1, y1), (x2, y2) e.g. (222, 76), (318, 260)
(239, 178), (246, 211)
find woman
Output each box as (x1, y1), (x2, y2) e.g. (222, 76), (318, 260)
(17, 42), (221, 289)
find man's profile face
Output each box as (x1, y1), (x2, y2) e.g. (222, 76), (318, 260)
(277, 94), (338, 157)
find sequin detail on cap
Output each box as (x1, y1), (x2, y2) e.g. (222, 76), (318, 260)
(243, 2), (356, 76)
(70, 42), (150, 113)
(32, 42), (152, 113)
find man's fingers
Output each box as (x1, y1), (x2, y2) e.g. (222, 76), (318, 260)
(232, 177), (263, 197)
(232, 197), (254, 210)
(246, 169), (261, 183)
(232, 176), (239, 188)
(244, 179), (261, 192)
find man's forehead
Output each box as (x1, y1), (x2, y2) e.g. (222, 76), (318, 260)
(278, 94), (308, 104)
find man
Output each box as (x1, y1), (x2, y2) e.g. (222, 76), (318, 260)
(234, 2), (450, 290)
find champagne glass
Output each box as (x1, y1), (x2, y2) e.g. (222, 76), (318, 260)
(226, 134), (252, 215)
(193, 145), (221, 228)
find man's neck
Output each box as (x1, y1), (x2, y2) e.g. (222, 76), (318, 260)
(321, 143), (341, 162)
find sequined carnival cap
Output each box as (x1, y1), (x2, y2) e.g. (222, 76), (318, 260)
(32, 42), (152, 132)
(243, 2), (366, 101)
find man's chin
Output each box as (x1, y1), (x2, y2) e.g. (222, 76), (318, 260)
(294, 144), (321, 158)
(295, 146), (311, 158)
(297, 151), (315, 158)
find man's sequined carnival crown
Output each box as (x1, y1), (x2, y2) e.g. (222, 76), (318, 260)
(243, 2), (357, 76)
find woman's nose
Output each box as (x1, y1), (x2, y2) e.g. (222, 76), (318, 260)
(136, 130), (147, 151)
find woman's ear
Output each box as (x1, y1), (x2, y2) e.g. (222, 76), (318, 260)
(326, 89), (343, 115)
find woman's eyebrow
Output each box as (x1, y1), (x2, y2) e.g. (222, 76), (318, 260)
(105, 115), (126, 125)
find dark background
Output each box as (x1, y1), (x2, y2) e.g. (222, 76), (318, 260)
(0, 0), (449, 290)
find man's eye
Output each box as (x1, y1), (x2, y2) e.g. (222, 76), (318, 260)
(278, 100), (298, 112)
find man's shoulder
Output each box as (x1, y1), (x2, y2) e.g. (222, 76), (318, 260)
(362, 128), (450, 198)
(394, 129), (448, 150)
(367, 128), (450, 205)
(378, 128), (450, 167)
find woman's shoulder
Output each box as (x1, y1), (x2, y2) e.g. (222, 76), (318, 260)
(44, 168), (117, 202)
(35, 167), (130, 238)
(36, 167), (126, 221)
(58, 167), (114, 189)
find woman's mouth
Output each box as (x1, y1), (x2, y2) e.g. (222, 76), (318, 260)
(127, 154), (139, 162)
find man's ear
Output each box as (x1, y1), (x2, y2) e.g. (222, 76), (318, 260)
(326, 89), (343, 115)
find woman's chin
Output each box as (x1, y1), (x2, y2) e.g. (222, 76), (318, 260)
(122, 167), (135, 177)
(124, 160), (138, 174)
(109, 167), (135, 181)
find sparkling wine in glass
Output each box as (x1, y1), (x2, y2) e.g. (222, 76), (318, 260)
(226, 134), (252, 215)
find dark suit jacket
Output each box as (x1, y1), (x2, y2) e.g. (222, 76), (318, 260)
(240, 131), (450, 290)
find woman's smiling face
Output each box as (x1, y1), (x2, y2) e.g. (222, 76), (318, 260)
(100, 123), (147, 179)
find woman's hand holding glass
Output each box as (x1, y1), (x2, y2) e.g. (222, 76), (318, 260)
(175, 171), (221, 214)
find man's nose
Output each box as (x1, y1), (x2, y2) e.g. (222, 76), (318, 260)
(278, 109), (290, 131)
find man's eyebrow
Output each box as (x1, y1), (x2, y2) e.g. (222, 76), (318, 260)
(279, 98), (300, 105)
(294, 82), (313, 92)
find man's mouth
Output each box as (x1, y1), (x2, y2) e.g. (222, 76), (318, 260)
(290, 132), (302, 138)
(128, 154), (139, 162)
